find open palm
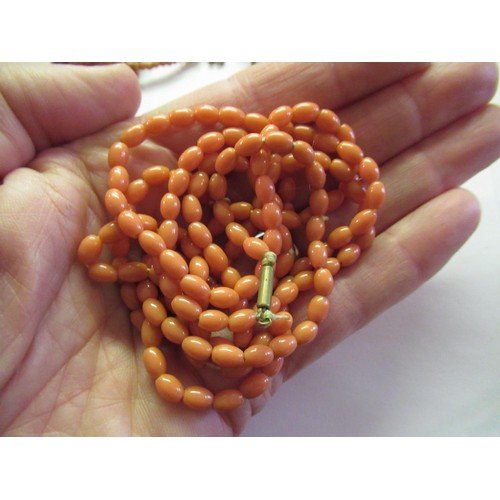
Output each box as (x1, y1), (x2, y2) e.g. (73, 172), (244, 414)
(0, 62), (498, 436)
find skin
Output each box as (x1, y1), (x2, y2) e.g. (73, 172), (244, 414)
(0, 62), (499, 436)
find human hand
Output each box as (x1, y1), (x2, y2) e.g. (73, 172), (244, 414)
(1, 62), (498, 436)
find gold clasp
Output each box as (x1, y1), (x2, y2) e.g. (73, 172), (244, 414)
(256, 251), (288, 327)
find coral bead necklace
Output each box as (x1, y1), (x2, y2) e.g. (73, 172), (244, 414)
(77, 102), (385, 412)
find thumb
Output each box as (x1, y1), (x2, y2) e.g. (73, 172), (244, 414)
(0, 63), (141, 176)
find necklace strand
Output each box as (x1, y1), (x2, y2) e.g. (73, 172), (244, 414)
(77, 102), (386, 412)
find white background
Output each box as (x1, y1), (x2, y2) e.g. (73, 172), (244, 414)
(137, 62), (499, 436)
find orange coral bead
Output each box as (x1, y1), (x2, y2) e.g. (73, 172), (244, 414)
(212, 344), (245, 368)
(155, 374), (184, 403)
(143, 347), (167, 378)
(239, 371), (270, 399)
(183, 386), (214, 410)
(213, 389), (244, 412)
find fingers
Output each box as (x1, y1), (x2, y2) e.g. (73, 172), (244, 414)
(338, 62), (499, 164)
(286, 187), (481, 378)
(0, 63), (141, 177)
(376, 104), (500, 232)
(159, 62), (431, 112)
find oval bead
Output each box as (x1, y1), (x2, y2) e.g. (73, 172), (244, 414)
(234, 275), (260, 299)
(118, 261), (149, 282)
(315, 108), (341, 133)
(308, 240), (328, 269)
(262, 202), (282, 229)
(292, 320), (319, 345)
(307, 295), (330, 323)
(144, 114), (170, 135)
(358, 157), (380, 183)
(161, 317), (189, 344)
(187, 222), (213, 249)
(309, 189), (329, 216)
(136, 279), (158, 302)
(125, 179), (149, 205)
(117, 210), (144, 238)
(159, 249), (188, 280)
(356, 226), (376, 251)
(143, 347), (167, 379)
(292, 101), (320, 123)
(108, 142), (129, 167)
(98, 221), (124, 244)
(213, 200), (234, 226)
(336, 243), (361, 267)
(330, 158), (356, 182)
(364, 181), (386, 209)
(160, 193), (181, 220)
(239, 371), (270, 399)
(210, 287), (240, 309)
(243, 237), (269, 261)
(138, 214), (158, 232)
(189, 256), (210, 280)
(350, 209), (377, 236)
(203, 244), (229, 273)
(268, 105), (293, 127)
(120, 124), (146, 147)
(327, 226), (353, 249)
(178, 146), (204, 172)
(181, 194), (203, 223)
(337, 141), (364, 164)
(219, 106), (245, 127)
(155, 374), (184, 403)
(188, 171), (209, 197)
(228, 309), (257, 333)
(254, 175), (275, 204)
(198, 309), (229, 332)
(243, 344), (274, 367)
(142, 298), (167, 326)
(183, 386), (214, 410)
(168, 168), (190, 197)
(208, 173), (228, 200)
(140, 319), (163, 347)
(180, 274), (211, 304)
(108, 166), (130, 192)
(243, 113), (268, 132)
(169, 108), (195, 127)
(158, 220), (179, 249)
(77, 235), (103, 265)
(292, 140), (315, 165)
(269, 334), (297, 358)
(142, 165), (170, 186)
(211, 344), (245, 368)
(215, 147), (237, 175)
(293, 270), (314, 292)
(138, 230), (166, 256)
(221, 267), (242, 289)
(105, 188), (128, 217)
(197, 131), (225, 154)
(261, 357), (284, 377)
(226, 222), (250, 247)
(88, 262), (117, 283)
(235, 133), (264, 157)
(306, 216), (325, 241)
(313, 268), (334, 296)
(171, 295), (202, 322)
(213, 389), (244, 412)
(264, 131), (294, 155)
(181, 336), (212, 361)
(194, 104), (219, 124)
(273, 282), (299, 306)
